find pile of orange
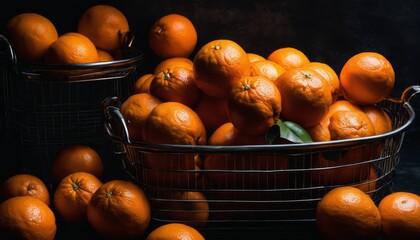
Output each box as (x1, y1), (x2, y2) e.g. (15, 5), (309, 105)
(4, 4), (131, 64)
(3, 8), (416, 240)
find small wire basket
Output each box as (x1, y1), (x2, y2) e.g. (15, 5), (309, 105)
(0, 34), (143, 186)
(102, 85), (419, 231)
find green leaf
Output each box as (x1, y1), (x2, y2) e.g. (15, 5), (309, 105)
(265, 119), (313, 144)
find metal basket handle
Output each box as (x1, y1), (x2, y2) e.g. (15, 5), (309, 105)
(400, 85), (420, 104)
(102, 96), (132, 144)
(0, 34), (17, 63)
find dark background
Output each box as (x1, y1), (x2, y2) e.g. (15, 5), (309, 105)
(1, 0), (420, 239)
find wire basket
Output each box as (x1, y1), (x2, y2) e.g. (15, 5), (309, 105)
(0, 34), (143, 186)
(102, 85), (419, 231)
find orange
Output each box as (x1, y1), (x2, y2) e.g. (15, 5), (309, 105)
(145, 223), (205, 240)
(142, 102), (206, 188)
(361, 104), (393, 135)
(44, 32), (99, 64)
(133, 73), (154, 94)
(378, 192), (420, 240)
(250, 60), (286, 82)
(316, 186), (381, 240)
(193, 39), (251, 98)
(276, 67), (332, 128)
(247, 52), (266, 63)
(302, 61), (341, 102)
(353, 165), (378, 197)
(143, 101), (206, 145)
(194, 93), (229, 135)
(310, 104), (376, 186)
(227, 75), (282, 136)
(51, 144), (104, 185)
(97, 48), (114, 61)
(87, 179), (151, 239)
(204, 122), (289, 189)
(328, 110), (376, 140)
(4, 13), (58, 63)
(150, 64), (200, 107)
(153, 190), (209, 228)
(0, 196), (56, 240)
(267, 47), (310, 70)
(53, 172), (102, 223)
(0, 173), (50, 206)
(339, 51), (395, 105)
(154, 57), (194, 73)
(149, 13), (197, 59)
(120, 93), (162, 141)
(77, 4), (130, 52)
(306, 99), (364, 142)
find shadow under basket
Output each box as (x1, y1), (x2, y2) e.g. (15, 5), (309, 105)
(0, 34), (144, 187)
(102, 85), (420, 233)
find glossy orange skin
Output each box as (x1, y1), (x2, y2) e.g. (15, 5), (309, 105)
(267, 47), (310, 70)
(87, 180), (151, 239)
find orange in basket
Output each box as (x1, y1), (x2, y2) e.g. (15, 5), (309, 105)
(276, 67), (332, 128)
(152, 190), (209, 228)
(120, 93), (162, 142)
(301, 61), (341, 102)
(78, 4), (130, 52)
(194, 93), (229, 135)
(44, 32), (99, 64)
(227, 75), (282, 136)
(204, 122), (289, 189)
(340, 51), (395, 105)
(142, 102), (207, 188)
(249, 59), (286, 82)
(193, 39), (251, 98)
(4, 13), (58, 63)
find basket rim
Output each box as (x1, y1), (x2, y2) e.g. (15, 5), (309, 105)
(104, 97), (416, 154)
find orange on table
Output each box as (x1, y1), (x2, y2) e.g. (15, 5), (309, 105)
(378, 192), (420, 240)
(145, 223), (205, 240)
(120, 93), (162, 141)
(149, 13), (197, 59)
(302, 61), (341, 102)
(227, 75), (281, 136)
(153, 190), (209, 228)
(339, 51), (395, 105)
(142, 102), (206, 188)
(44, 32), (99, 64)
(4, 13), (58, 63)
(193, 39), (251, 98)
(133, 73), (154, 94)
(276, 67), (332, 128)
(250, 59), (286, 82)
(97, 48), (114, 62)
(51, 144), (103, 185)
(78, 4), (130, 52)
(150, 64), (200, 107)
(316, 186), (381, 240)
(53, 172), (102, 223)
(0, 173), (50, 206)
(267, 47), (310, 70)
(87, 180), (151, 239)
(0, 196), (56, 240)
(247, 52), (266, 63)
(194, 93), (229, 135)
(361, 104), (393, 135)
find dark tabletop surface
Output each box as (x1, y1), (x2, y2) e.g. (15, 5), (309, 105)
(1, 1), (420, 239)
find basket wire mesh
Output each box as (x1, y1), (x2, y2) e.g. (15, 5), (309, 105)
(104, 84), (419, 231)
(0, 34), (143, 187)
